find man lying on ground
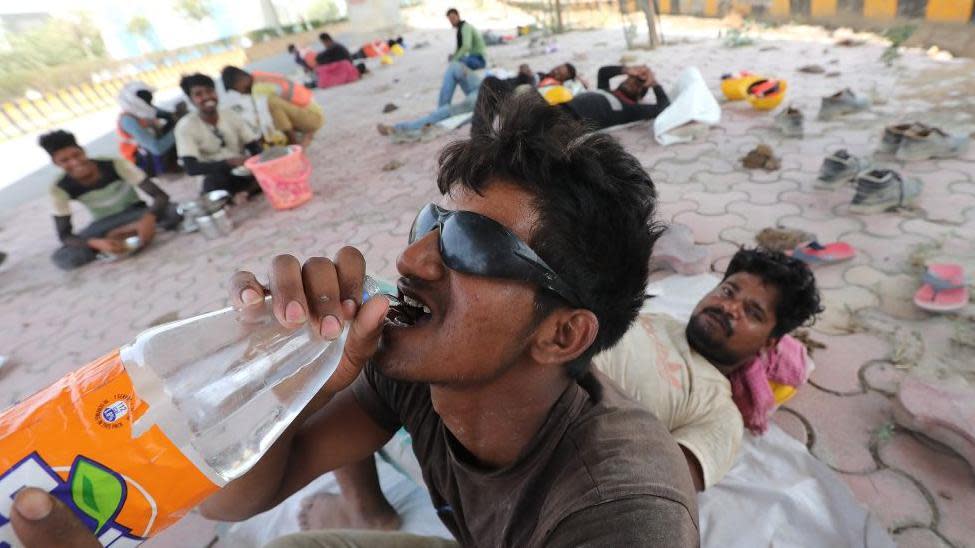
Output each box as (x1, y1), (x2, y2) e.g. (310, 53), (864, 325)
(221, 66), (324, 148)
(475, 64), (670, 133)
(174, 73), (263, 196)
(40, 130), (182, 271)
(376, 62), (579, 139)
(11, 90), (700, 548)
(303, 248), (822, 530)
(288, 44), (317, 74)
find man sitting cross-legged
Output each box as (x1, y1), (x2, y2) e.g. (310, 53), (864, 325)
(301, 247), (823, 531)
(40, 130), (182, 271)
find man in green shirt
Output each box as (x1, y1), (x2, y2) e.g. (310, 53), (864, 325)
(40, 130), (182, 271)
(438, 8), (487, 108)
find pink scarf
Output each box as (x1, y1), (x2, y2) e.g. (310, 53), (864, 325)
(729, 335), (809, 434)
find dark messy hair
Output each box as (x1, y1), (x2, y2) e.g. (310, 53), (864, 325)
(446, 8), (459, 16)
(319, 32), (332, 42)
(287, 44), (296, 52)
(564, 63), (577, 80)
(39, 129), (79, 156)
(724, 247), (823, 338)
(220, 65), (249, 91)
(179, 73), (215, 97)
(437, 92), (662, 379)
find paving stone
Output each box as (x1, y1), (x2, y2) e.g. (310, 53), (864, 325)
(772, 407), (811, 447)
(809, 332), (889, 394)
(726, 201), (802, 231)
(681, 190), (746, 215)
(672, 211), (746, 244)
(788, 386), (890, 473)
(816, 285), (881, 335)
(892, 528), (953, 548)
(839, 468), (933, 530)
(878, 432), (975, 548)
(861, 361), (909, 396)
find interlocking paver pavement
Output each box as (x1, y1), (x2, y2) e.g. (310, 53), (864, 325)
(0, 19), (973, 547)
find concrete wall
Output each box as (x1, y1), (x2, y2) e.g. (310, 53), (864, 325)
(657, 0), (974, 24)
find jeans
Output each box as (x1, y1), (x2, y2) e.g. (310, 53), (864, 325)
(438, 61), (482, 108)
(395, 90), (479, 133)
(51, 203), (182, 271)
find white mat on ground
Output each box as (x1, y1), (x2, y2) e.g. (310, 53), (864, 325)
(653, 66), (721, 146)
(224, 273), (894, 547)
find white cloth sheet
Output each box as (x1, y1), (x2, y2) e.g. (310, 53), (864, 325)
(654, 67), (722, 146)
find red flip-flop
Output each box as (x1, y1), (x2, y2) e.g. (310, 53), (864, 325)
(914, 263), (969, 312)
(791, 241), (855, 265)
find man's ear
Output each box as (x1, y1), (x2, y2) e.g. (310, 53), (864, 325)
(529, 309), (599, 367)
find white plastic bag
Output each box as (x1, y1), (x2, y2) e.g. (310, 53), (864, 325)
(653, 67), (721, 146)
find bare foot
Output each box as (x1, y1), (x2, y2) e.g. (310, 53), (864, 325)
(377, 123), (393, 136)
(298, 493), (402, 532)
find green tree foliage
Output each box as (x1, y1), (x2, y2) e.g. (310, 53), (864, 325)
(0, 13), (106, 74)
(307, 0), (340, 22)
(127, 15), (153, 38)
(174, 0), (214, 21)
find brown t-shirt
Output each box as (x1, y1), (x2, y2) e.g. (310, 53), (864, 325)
(352, 366), (700, 547)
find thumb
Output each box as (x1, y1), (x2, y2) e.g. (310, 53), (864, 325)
(323, 295), (389, 396)
(10, 488), (101, 548)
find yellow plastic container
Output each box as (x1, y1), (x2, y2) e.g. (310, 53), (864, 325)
(542, 86), (573, 105)
(769, 380), (798, 406)
(380, 54), (394, 65)
(390, 44), (405, 56)
(746, 78), (787, 111)
(720, 71), (764, 101)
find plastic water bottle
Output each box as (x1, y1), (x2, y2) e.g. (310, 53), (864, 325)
(0, 276), (397, 545)
(120, 275), (395, 484)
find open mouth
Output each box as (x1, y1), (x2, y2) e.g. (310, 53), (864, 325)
(385, 290), (433, 328)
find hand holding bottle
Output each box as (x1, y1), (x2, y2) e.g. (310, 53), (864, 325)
(228, 246), (390, 399)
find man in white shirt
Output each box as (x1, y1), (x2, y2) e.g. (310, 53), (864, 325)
(174, 73), (263, 196)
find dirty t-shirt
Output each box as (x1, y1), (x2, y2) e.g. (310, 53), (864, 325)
(592, 313), (744, 488)
(352, 365), (699, 547)
(49, 157), (146, 221)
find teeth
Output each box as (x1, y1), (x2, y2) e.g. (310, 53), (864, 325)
(422, 305), (431, 315)
(403, 294), (423, 308)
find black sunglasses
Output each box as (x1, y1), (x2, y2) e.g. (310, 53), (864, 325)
(409, 203), (586, 309)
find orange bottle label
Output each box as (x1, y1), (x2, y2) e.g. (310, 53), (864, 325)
(0, 350), (219, 544)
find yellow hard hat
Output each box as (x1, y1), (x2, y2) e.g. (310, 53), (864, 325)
(380, 55), (393, 65)
(542, 85), (573, 105)
(390, 44), (405, 56)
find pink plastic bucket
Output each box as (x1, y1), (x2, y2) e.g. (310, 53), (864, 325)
(244, 146), (313, 210)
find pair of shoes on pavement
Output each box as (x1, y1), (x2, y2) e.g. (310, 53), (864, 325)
(817, 150), (923, 212)
(816, 149), (869, 189)
(879, 122), (970, 160)
(773, 106), (804, 138)
(817, 88), (870, 120)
